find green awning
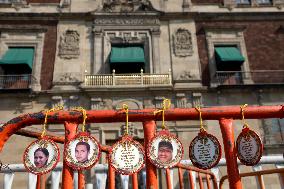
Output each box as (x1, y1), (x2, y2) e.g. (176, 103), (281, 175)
(110, 46), (145, 63)
(215, 47), (245, 62)
(0, 47), (35, 69)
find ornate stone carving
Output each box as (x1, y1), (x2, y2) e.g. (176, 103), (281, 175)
(94, 18), (160, 26)
(58, 30), (80, 59)
(102, 0), (157, 13)
(54, 73), (80, 85)
(177, 71), (195, 80)
(173, 28), (193, 57)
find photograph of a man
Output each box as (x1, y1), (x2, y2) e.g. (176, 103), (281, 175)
(157, 141), (173, 163)
(75, 141), (90, 163)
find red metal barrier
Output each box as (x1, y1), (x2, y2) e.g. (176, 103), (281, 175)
(0, 105), (284, 189)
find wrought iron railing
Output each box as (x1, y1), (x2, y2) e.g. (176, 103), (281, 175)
(0, 74), (32, 89)
(85, 71), (172, 87)
(215, 70), (284, 85)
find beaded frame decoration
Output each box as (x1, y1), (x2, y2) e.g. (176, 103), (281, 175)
(109, 135), (145, 175)
(236, 127), (263, 166)
(189, 130), (222, 170)
(23, 137), (60, 175)
(147, 130), (184, 169)
(64, 132), (101, 170)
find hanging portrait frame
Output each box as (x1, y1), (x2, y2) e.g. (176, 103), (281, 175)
(236, 127), (263, 166)
(23, 137), (60, 175)
(109, 135), (145, 175)
(64, 132), (101, 170)
(189, 130), (222, 170)
(147, 129), (184, 169)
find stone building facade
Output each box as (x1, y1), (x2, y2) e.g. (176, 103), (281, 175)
(0, 0), (283, 188)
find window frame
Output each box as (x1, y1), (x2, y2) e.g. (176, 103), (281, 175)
(0, 31), (45, 91)
(205, 28), (252, 87)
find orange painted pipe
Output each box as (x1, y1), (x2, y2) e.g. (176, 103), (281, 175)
(178, 168), (184, 189)
(166, 168), (173, 189)
(1, 105), (284, 151)
(206, 174), (211, 189)
(36, 175), (41, 189)
(78, 171), (85, 189)
(132, 173), (138, 189)
(219, 118), (242, 189)
(108, 160), (115, 189)
(143, 121), (158, 189)
(62, 122), (78, 189)
(188, 171), (195, 189)
(198, 173), (204, 189)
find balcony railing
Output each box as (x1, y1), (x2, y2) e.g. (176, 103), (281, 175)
(215, 70), (284, 85)
(0, 74), (32, 89)
(84, 71), (172, 87)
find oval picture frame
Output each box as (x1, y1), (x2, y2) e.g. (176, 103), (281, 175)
(147, 130), (184, 169)
(236, 127), (263, 166)
(189, 131), (221, 170)
(64, 132), (101, 170)
(109, 135), (145, 175)
(23, 137), (60, 175)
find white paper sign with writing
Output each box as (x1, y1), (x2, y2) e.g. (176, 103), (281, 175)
(189, 131), (221, 170)
(110, 136), (145, 175)
(236, 128), (263, 166)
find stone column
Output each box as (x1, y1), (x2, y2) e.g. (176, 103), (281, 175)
(151, 28), (161, 73)
(93, 28), (104, 74)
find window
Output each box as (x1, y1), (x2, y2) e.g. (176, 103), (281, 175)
(235, 0), (251, 4)
(214, 45), (245, 85)
(109, 45), (145, 74)
(0, 47), (34, 89)
(205, 29), (251, 87)
(257, 0), (272, 4)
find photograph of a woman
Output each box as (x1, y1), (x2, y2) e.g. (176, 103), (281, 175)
(34, 148), (49, 168)
(23, 138), (60, 175)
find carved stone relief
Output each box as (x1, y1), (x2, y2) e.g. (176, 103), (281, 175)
(58, 30), (80, 59)
(176, 93), (189, 108)
(94, 18), (160, 26)
(101, 0), (157, 13)
(51, 95), (79, 110)
(53, 73), (80, 85)
(173, 28), (193, 57)
(177, 71), (197, 80)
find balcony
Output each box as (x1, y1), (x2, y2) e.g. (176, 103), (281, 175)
(0, 74), (32, 89)
(215, 70), (284, 86)
(84, 71), (172, 88)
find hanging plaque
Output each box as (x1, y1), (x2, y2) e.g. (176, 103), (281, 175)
(189, 130), (221, 170)
(236, 127), (263, 166)
(109, 135), (145, 175)
(23, 137), (60, 175)
(64, 132), (101, 170)
(147, 130), (184, 169)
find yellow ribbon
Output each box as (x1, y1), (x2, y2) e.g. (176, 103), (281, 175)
(41, 105), (64, 138)
(195, 105), (206, 132)
(154, 99), (171, 129)
(122, 104), (129, 135)
(72, 107), (88, 132)
(240, 104), (249, 128)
